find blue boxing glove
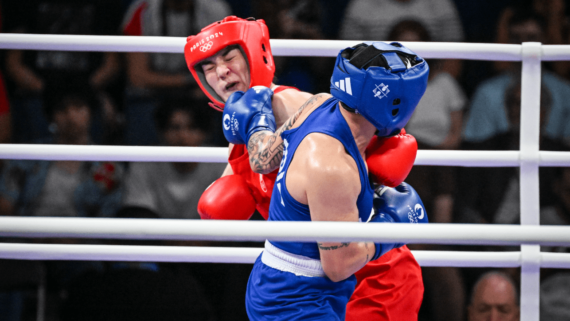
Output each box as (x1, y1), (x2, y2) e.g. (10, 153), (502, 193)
(368, 182), (428, 261)
(222, 86), (276, 145)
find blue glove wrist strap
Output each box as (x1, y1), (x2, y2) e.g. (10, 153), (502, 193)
(372, 243), (383, 261)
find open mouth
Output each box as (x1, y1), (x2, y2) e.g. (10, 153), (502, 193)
(225, 82), (239, 91)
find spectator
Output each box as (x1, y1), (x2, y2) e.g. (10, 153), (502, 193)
(0, 88), (123, 218)
(459, 8), (570, 230)
(519, 167), (570, 321)
(540, 272), (570, 321)
(339, 0), (464, 78)
(389, 20), (466, 224)
(459, 79), (565, 226)
(274, 0), (331, 93)
(494, 0), (566, 74)
(385, 20), (468, 321)
(245, 1), (331, 93)
(0, 87), (121, 320)
(61, 205), (216, 321)
(4, 0), (123, 144)
(463, 7), (570, 148)
(340, 0), (463, 42)
(467, 271), (520, 321)
(0, 73), (9, 145)
(552, 3), (570, 80)
(0, 2), (11, 147)
(493, 82), (569, 224)
(541, 167), (570, 227)
(121, 0), (231, 145)
(121, 101), (225, 219)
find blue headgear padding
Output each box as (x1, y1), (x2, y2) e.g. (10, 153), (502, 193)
(330, 42), (429, 136)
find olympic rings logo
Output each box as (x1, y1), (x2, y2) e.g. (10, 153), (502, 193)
(200, 41), (214, 52)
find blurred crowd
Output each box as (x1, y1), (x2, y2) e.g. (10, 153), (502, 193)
(0, 0), (568, 320)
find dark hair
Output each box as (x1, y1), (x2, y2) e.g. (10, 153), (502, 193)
(154, 100), (209, 133)
(508, 7), (547, 33)
(387, 20), (431, 42)
(43, 85), (96, 121)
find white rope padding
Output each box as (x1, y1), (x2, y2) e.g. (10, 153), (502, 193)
(0, 144), (569, 166)
(1, 217), (570, 246)
(0, 243), (568, 269)
(0, 34), (569, 60)
(0, 34), (523, 59)
(0, 144), (229, 163)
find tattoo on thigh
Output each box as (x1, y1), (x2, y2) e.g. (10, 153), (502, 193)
(317, 242), (350, 251)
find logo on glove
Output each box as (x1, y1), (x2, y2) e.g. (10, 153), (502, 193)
(200, 41), (214, 52)
(415, 204), (424, 220)
(228, 112), (239, 137)
(223, 114), (231, 131)
(407, 203), (425, 223)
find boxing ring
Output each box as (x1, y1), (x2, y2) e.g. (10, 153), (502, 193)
(1, 34), (570, 321)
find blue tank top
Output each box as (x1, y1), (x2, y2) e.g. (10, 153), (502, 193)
(268, 98), (374, 260)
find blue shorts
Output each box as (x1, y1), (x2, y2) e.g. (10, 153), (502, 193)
(246, 254), (356, 320)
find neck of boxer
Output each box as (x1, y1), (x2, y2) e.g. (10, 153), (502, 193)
(338, 102), (378, 157)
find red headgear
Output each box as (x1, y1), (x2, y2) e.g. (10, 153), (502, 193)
(184, 16), (275, 111)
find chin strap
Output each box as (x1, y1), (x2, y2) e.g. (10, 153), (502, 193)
(339, 101), (357, 114)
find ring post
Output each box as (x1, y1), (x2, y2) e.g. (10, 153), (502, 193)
(519, 42), (542, 321)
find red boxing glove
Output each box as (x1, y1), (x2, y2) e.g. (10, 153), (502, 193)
(197, 175), (257, 220)
(365, 129), (418, 188)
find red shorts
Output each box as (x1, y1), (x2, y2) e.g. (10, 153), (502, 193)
(346, 245), (424, 320)
(230, 144), (423, 319)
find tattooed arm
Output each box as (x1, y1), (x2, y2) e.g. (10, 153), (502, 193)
(247, 93), (329, 174)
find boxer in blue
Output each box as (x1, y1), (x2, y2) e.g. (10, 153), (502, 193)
(223, 42), (430, 320)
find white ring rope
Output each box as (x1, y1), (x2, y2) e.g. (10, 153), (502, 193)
(0, 34), (525, 59)
(0, 144), (568, 166)
(0, 243), (531, 267)
(0, 34), (569, 61)
(0, 243), (568, 269)
(0, 144), (229, 163)
(1, 217), (570, 246)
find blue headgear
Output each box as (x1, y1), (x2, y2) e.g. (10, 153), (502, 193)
(330, 42), (429, 137)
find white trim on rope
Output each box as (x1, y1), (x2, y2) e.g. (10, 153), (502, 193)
(0, 144), (569, 166)
(1, 34), (570, 61)
(0, 144), (229, 163)
(1, 217), (570, 246)
(0, 243), (262, 264)
(0, 34), (529, 60)
(0, 243), (568, 269)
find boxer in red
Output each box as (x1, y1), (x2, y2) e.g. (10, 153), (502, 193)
(185, 16), (424, 320)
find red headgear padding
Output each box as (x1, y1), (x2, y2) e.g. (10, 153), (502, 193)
(184, 16), (275, 111)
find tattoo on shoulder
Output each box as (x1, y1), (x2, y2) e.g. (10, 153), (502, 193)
(248, 94), (327, 173)
(317, 242), (350, 251)
(276, 93), (326, 137)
